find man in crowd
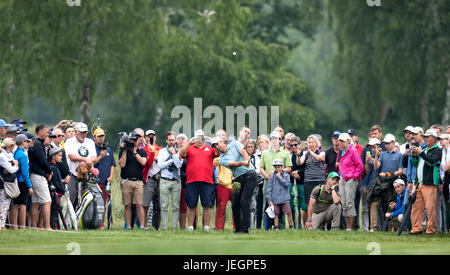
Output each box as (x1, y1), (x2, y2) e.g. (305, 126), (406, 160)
(142, 129), (159, 230)
(93, 128), (116, 229)
(370, 133), (404, 231)
(305, 172), (341, 230)
(217, 130), (257, 234)
(410, 129), (442, 234)
(385, 178), (408, 232)
(260, 130), (292, 230)
(400, 126), (414, 154)
(119, 129), (148, 229)
(324, 130), (341, 175)
(407, 127), (425, 192)
(65, 123), (102, 207)
(28, 123), (53, 229)
(289, 136), (307, 229)
(212, 130), (234, 231)
(157, 131), (183, 230)
(179, 129), (217, 231)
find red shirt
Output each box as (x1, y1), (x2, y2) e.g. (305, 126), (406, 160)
(186, 144), (215, 184)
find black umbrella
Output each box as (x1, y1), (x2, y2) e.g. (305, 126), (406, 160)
(397, 192), (417, 236)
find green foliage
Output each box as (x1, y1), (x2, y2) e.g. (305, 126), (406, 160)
(1, 0), (316, 137)
(328, 0), (450, 128)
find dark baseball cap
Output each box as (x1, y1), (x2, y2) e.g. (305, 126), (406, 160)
(347, 129), (357, 135)
(11, 118), (27, 125)
(332, 130), (342, 137)
(24, 132), (35, 139)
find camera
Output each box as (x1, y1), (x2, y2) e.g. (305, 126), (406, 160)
(167, 162), (177, 172)
(100, 143), (109, 151)
(118, 131), (138, 151)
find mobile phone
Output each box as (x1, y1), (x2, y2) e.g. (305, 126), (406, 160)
(405, 144), (410, 150)
(150, 136), (154, 145)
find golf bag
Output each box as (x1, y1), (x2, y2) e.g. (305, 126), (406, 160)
(75, 177), (105, 230)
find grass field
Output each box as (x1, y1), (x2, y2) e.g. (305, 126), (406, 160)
(2, 166), (448, 255)
(1, 227), (449, 255)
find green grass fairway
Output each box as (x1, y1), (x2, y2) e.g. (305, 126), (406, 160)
(1, 228), (449, 255)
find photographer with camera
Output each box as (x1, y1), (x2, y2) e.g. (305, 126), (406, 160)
(118, 128), (147, 230)
(305, 172), (341, 230)
(157, 131), (183, 230)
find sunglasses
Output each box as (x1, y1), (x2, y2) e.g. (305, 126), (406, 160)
(291, 144), (299, 147)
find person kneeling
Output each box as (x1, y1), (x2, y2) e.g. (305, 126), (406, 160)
(266, 159), (294, 230)
(305, 172), (341, 230)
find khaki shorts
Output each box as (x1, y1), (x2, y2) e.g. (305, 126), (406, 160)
(121, 179), (144, 206)
(30, 173), (52, 204)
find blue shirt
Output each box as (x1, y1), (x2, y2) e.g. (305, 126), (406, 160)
(219, 140), (254, 178)
(157, 146), (183, 180)
(94, 144), (116, 184)
(391, 187), (409, 218)
(406, 142), (426, 183)
(378, 150), (403, 173)
(14, 147), (32, 189)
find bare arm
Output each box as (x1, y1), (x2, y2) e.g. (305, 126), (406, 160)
(119, 149), (127, 168)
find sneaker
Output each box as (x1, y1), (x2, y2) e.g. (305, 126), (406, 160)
(346, 228), (353, 232)
(203, 226), (210, 231)
(188, 226), (194, 232)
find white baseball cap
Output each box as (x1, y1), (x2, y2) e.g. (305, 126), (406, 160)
(210, 137), (222, 145)
(269, 131), (281, 139)
(393, 178), (405, 186)
(423, 129), (438, 138)
(75, 122), (88, 132)
(265, 205), (275, 219)
(146, 129), (156, 136)
(194, 129), (205, 137)
(176, 133), (188, 140)
(368, 138), (381, 146)
(404, 126), (414, 132)
(383, 133), (396, 143)
(338, 133), (350, 141)
(411, 127), (424, 134)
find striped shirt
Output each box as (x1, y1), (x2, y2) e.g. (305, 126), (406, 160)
(304, 150), (326, 183)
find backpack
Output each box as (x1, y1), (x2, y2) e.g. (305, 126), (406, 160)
(75, 178), (105, 229)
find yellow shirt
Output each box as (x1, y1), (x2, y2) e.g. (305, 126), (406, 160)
(213, 157), (233, 189)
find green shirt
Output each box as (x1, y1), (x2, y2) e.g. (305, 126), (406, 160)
(260, 147), (292, 174)
(310, 185), (338, 214)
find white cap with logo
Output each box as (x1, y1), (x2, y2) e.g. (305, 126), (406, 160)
(383, 134), (396, 143)
(75, 122), (88, 132)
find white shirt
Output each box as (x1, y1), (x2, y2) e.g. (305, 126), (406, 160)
(157, 147), (183, 180)
(0, 148), (18, 174)
(64, 136), (97, 176)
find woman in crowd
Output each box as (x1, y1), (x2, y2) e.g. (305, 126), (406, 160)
(0, 138), (19, 229)
(296, 135), (326, 207)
